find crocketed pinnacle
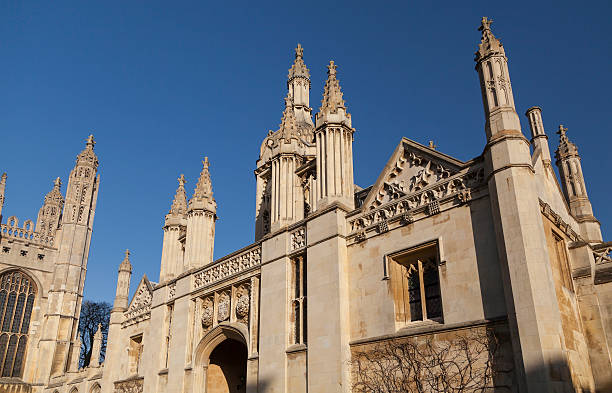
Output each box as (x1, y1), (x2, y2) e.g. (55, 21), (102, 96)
(475, 16), (505, 62)
(44, 177), (64, 206)
(278, 94), (299, 141)
(555, 125), (579, 160)
(76, 134), (99, 168)
(119, 249), (132, 273)
(288, 43), (310, 81)
(189, 157), (216, 212)
(169, 174), (188, 215)
(319, 61), (346, 114)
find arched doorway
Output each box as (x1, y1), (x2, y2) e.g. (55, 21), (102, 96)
(206, 338), (247, 393)
(194, 324), (250, 393)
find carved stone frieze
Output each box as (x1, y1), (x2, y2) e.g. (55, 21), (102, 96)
(114, 377), (144, 393)
(539, 200), (581, 242)
(168, 283), (176, 300)
(193, 245), (261, 290)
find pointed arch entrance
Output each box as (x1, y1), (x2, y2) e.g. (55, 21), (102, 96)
(194, 324), (250, 393)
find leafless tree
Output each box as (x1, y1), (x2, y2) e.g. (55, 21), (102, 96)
(78, 300), (111, 367)
(350, 328), (511, 393)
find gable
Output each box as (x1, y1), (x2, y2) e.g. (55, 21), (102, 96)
(362, 138), (465, 210)
(123, 275), (153, 327)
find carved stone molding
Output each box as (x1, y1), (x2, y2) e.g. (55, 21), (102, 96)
(114, 377), (144, 393)
(193, 245), (261, 290)
(123, 279), (153, 327)
(539, 200), (581, 242)
(168, 283), (176, 300)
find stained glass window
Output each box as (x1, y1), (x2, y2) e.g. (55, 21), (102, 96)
(0, 271), (36, 378)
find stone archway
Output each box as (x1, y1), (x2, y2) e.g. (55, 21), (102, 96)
(206, 338), (247, 393)
(194, 324), (250, 393)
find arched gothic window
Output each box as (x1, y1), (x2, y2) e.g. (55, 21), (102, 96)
(0, 270), (36, 377)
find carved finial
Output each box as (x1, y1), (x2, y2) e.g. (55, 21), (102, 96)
(277, 94), (299, 141)
(86, 134), (95, 149)
(319, 61), (345, 113)
(327, 60), (337, 77)
(555, 124), (579, 160)
(169, 174), (188, 215)
(479, 16), (493, 33)
(1, 173), (6, 182)
(54, 177), (61, 188)
(288, 44), (310, 80)
(428, 141), (437, 150)
(475, 16), (504, 62)
(192, 157), (214, 201)
(76, 134), (99, 168)
(203, 157), (209, 169)
(557, 124), (568, 139)
(119, 249), (132, 272)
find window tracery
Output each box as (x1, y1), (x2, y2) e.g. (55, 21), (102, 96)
(0, 270), (36, 377)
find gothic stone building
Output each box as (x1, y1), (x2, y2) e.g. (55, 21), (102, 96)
(1, 18), (611, 393)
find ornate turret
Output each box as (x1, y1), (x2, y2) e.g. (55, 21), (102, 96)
(185, 158), (217, 270)
(35, 177), (65, 237)
(525, 106), (552, 165)
(160, 175), (188, 281)
(314, 61), (355, 209)
(474, 17), (520, 139)
(555, 125), (602, 242)
(288, 43), (314, 132)
(0, 173), (6, 221)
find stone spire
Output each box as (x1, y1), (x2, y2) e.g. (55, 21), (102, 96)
(185, 157), (217, 269)
(119, 249), (132, 273)
(287, 44), (314, 131)
(189, 157), (216, 212)
(474, 17), (519, 139)
(169, 174), (188, 216)
(314, 60), (355, 209)
(114, 250), (132, 311)
(555, 125), (601, 242)
(36, 177), (65, 235)
(475, 17), (505, 62)
(76, 134), (99, 169)
(69, 336), (82, 372)
(288, 43), (310, 81)
(315, 61), (352, 127)
(90, 323), (103, 367)
(277, 95), (299, 142)
(0, 173), (6, 221)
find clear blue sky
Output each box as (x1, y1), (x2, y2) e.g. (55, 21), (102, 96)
(1, 1), (610, 303)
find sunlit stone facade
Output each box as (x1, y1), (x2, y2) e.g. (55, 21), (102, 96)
(1, 18), (611, 393)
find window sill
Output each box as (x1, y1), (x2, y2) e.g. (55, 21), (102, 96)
(158, 368), (169, 375)
(286, 344), (307, 354)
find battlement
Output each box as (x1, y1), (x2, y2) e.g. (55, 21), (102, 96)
(0, 216), (56, 248)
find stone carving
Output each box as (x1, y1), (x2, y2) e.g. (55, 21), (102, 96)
(168, 283), (176, 300)
(123, 279), (153, 327)
(235, 284), (250, 319)
(217, 292), (230, 322)
(114, 377), (144, 393)
(201, 297), (214, 328)
(371, 150), (460, 209)
(0, 218), (55, 247)
(291, 227), (306, 250)
(193, 245), (261, 290)
(349, 165), (485, 237)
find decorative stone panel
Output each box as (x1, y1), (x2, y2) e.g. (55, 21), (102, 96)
(193, 245), (261, 290)
(291, 227), (306, 251)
